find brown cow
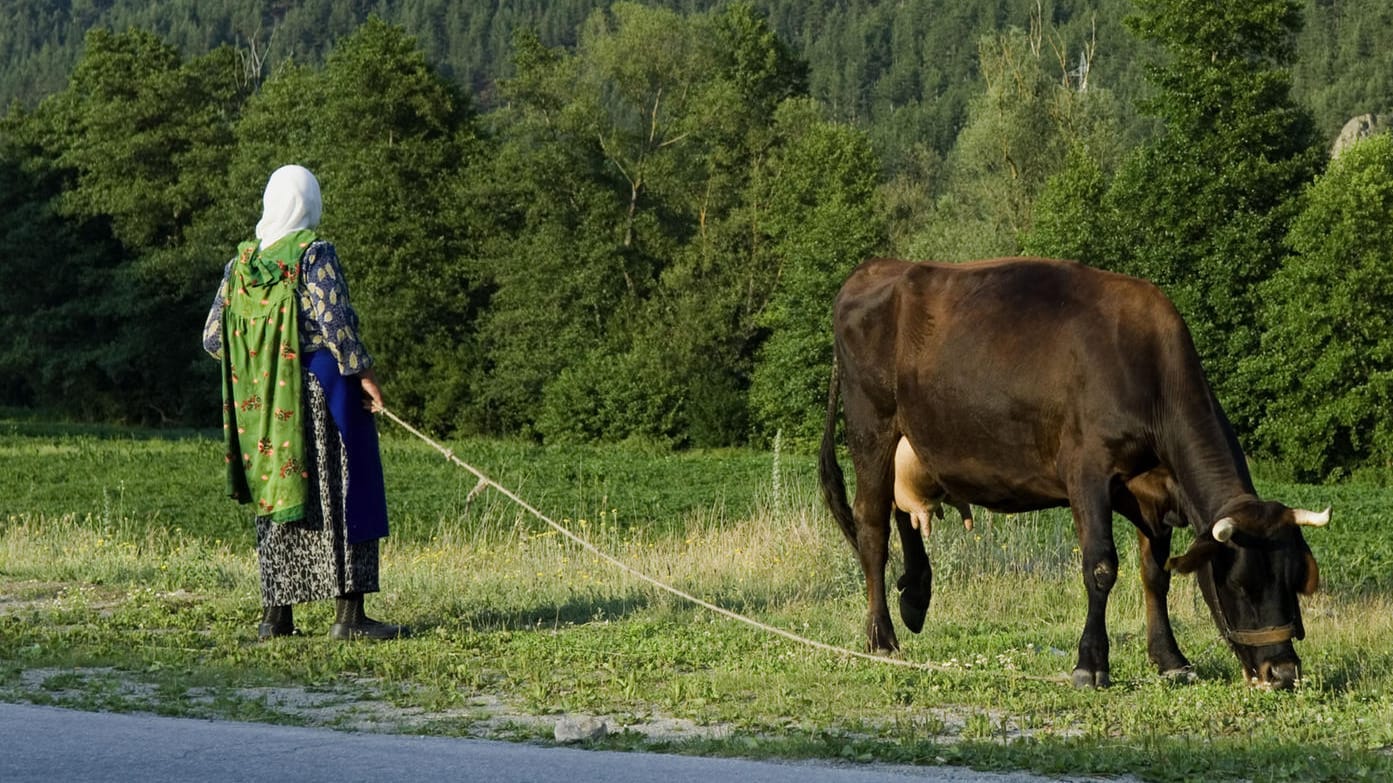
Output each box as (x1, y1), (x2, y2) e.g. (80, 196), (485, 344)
(820, 257), (1328, 689)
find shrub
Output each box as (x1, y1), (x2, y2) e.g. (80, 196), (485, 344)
(1249, 133), (1393, 479)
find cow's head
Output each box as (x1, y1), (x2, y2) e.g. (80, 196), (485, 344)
(1166, 501), (1327, 690)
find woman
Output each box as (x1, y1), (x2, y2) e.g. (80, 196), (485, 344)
(203, 164), (409, 641)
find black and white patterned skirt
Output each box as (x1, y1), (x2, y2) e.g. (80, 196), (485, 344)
(254, 371), (379, 607)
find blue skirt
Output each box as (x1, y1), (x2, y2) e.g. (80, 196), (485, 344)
(306, 349), (390, 544)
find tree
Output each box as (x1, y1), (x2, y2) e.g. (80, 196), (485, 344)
(1022, 143), (1113, 263)
(50, 30), (241, 257)
(747, 99), (884, 445)
(909, 17), (1122, 261)
(1248, 133), (1393, 479)
(1, 30), (245, 422)
(482, 3), (811, 445)
(311, 17), (485, 433)
(469, 25), (646, 438)
(1102, 0), (1322, 431)
(0, 110), (123, 416)
(609, 2), (812, 447)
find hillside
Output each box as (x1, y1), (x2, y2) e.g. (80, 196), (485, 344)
(5, 0), (1390, 165)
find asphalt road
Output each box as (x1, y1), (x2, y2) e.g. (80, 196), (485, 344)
(0, 702), (1083, 783)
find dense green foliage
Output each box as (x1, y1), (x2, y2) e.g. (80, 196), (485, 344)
(0, 0), (1146, 171)
(1, 3), (896, 448)
(3, 1), (1393, 476)
(0, 30), (243, 422)
(1068, 0), (1322, 432)
(1250, 134), (1393, 481)
(5, 1), (1390, 169)
(914, 23), (1125, 260)
(747, 102), (883, 445)
(471, 4), (865, 445)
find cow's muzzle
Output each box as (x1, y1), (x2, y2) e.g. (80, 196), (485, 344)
(1254, 659), (1301, 691)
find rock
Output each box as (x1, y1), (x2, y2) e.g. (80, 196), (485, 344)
(1330, 113), (1392, 159)
(553, 715), (608, 743)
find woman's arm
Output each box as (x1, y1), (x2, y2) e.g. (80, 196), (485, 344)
(300, 241), (375, 375)
(201, 261), (233, 359)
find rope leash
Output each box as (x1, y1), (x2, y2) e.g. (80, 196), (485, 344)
(379, 407), (1058, 682)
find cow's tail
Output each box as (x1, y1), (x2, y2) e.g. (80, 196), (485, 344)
(819, 355), (859, 551)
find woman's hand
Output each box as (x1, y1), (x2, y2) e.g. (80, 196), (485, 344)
(358, 368), (385, 414)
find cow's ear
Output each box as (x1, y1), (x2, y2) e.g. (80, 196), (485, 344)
(1165, 536), (1222, 574)
(1301, 551), (1320, 596)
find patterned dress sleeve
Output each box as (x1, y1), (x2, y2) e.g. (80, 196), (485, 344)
(300, 241), (375, 376)
(202, 260), (233, 359)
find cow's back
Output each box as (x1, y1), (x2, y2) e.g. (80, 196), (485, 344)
(892, 256), (1176, 385)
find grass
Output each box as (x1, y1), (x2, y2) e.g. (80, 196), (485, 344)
(2, 419), (1393, 781)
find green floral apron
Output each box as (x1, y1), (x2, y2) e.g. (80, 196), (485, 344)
(219, 230), (317, 522)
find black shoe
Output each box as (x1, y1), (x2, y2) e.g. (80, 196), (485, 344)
(328, 617), (411, 641)
(258, 605), (300, 640)
(258, 622), (302, 640)
(330, 593), (411, 641)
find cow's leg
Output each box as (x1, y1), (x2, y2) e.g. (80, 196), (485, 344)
(844, 424), (899, 653)
(894, 508), (932, 633)
(1071, 481), (1118, 688)
(852, 484), (898, 651)
(1113, 477), (1193, 679)
(1135, 527), (1192, 678)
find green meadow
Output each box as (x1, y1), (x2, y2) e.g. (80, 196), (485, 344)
(2, 418), (1392, 781)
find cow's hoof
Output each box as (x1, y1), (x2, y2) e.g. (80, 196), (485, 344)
(868, 629), (900, 654)
(896, 581), (930, 635)
(895, 574), (931, 634)
(1160, 666), (1196, 683)
(1071, 668), (1111, 689)
(897, 590), (928, 634)
(868, 639), (900, 654)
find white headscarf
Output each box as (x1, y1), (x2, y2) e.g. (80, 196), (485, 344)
(255, 165), (322, 249)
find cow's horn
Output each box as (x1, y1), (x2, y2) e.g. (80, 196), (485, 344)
(1293, 507), (1331, 528)
(1212, 517), (1237, 542)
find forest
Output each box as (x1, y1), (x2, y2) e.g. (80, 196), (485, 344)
(3, 0), (1393, 481)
